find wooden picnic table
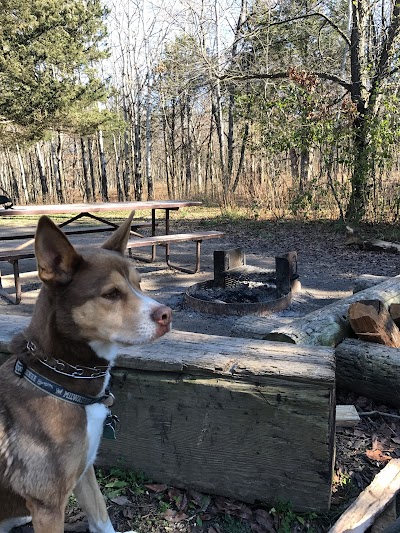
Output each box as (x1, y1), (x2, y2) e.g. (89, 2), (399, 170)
(0, 200), (225, 304)
(0, 200), (202, 239)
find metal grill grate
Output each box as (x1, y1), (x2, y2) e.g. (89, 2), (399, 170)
(220, 267), (276, 289)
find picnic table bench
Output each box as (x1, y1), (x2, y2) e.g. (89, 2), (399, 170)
(126, 231), (225, 274)
(0, 249), (36, 304)
(0, 230), (225, 304)
(0, 220), (157, 304)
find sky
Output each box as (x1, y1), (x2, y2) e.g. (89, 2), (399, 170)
(103, 0), (242, 85)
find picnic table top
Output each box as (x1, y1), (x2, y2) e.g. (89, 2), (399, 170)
(0, 200), (202, 217)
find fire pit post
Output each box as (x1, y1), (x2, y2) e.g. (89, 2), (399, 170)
(275, 251), (298, 298)
(214, 248), (246, 288)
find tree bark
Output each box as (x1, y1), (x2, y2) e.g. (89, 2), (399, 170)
(87, 137), (96, 201)
(56, 132), (65, 202)
(336, 338), (400, 407)
(112, 134), (123, 202)
(80, 137), (91, 201)
(35, 142), (48, 199)
(5, 148), (19, 202)
(133, 96), (142, 201)
(145, 75), (154, 200)
(15, 143), (29, 203)
(97, 129), (108, 201)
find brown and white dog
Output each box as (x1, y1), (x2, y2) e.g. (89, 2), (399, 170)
(0, 212), (172, 533)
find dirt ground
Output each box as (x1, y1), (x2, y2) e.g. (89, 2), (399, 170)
(2, 215), (400, 532)
(1, 217), (398, 329)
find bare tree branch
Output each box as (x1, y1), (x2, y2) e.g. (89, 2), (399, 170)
(267, 11), (351, 47)
(218, 70), (352, 91)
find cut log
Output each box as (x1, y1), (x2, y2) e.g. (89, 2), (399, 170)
(348, 300), (400, 348)
(346, 226), (400, 254)
(336, 339), (400, 407)
(353, 275), (391, 294)
(328, 459), (400, 533)
(389, 303), (400, 328)
(259, 275), (400, 346)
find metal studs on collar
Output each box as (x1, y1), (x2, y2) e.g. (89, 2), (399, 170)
(25, 340), (109, 380)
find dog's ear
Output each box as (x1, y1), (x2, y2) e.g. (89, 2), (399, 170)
(101, 210), (135, 254)
(35, 216), (82, 284)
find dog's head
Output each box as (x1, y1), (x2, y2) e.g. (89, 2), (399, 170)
(34, 212), (171, 356)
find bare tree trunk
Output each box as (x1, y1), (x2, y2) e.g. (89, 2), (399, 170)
(87, 137), (97, 202)
(180, 97), (192, 196)
(145, 98), (153, 200)
(113, 134), (124, 201)
(205, 113), (214, 195)
(51, 132), (65, 203)
(162, 112), (172, 198)
(80, 137), (91, 201)
(5, 148), (19, 202)
(35, 142), (48, 200)
(28, 151), (37, 203)
(15, 143), (29, 204)
(145, 64), (154, 200)
(232, 97), (251, 193)
(133, 97), (142, 200)
(72, 138), (78, 192)
(97, 129), (108, 201)
(169, 98), (177, 198)
(289, 149), (299, 182)
(122, 128), (130, 200)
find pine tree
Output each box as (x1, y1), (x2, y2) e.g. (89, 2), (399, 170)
(0, 0), (108, 139)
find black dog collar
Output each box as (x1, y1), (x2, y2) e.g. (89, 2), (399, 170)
(14, 359), (110, 406)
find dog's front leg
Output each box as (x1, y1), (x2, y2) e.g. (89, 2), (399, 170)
(74, 465), (115, 533)
(74, 465), (136, 533)
(24, 497), (65, 533)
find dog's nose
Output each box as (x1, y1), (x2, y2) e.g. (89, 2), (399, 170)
(152, 305), (172, 326)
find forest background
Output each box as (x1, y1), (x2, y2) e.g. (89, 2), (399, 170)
(1, 0), (400, 224)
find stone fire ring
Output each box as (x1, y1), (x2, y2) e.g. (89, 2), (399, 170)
(184, 279), (293, 317)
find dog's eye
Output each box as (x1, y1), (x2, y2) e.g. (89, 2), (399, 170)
(102, 288), (121, 300)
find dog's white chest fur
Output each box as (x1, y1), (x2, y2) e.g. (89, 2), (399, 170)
(85, 403), (108, 469)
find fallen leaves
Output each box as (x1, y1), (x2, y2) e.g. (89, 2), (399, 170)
(145, 483), (168, 493)
(366, 448), (392, 463)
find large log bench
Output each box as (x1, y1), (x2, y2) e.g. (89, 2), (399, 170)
(231, 275), (400, 345)
(126, 231), (225, 273)
(0, 318), (335, 512)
